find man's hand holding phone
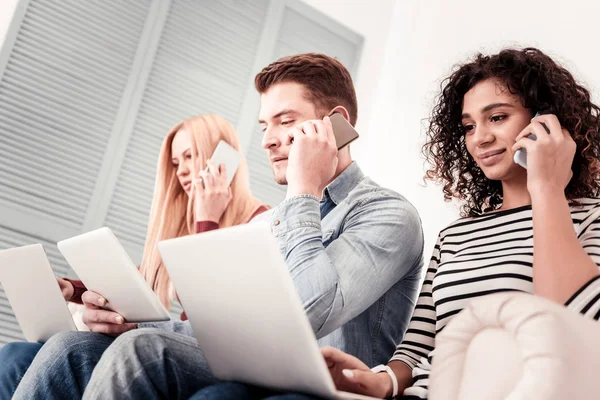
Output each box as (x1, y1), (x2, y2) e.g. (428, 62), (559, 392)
(194, 159), (233, 223)
(285, 116), (338, 199)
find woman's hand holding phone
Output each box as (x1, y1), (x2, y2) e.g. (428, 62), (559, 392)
(512, 113), (576, 196)
(193, 159), (232, 223)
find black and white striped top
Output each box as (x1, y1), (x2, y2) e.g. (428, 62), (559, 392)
(391, 198), (600, 399)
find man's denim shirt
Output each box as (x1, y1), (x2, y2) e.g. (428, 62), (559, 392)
(253, 162), (424, 367)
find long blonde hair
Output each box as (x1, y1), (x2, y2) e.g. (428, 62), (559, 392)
(139, 115), (263, 308)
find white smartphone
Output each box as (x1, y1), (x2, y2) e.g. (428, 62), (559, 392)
(57, 227), (170, 323)
(513, 112), (550, 169)
(0, 244), (77, 342)
(208, 140), (242, 186)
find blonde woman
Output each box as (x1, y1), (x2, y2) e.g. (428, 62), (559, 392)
(0, 115), (267, 399)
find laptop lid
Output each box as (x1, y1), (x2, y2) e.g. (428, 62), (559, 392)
(0, 244), (77, 342)
(158, 223), (338, 398)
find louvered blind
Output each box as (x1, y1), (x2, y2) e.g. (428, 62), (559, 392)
(0, 0), (152, 229)
(246, 2), (363, 206)
(0, 0), (363, 344)
(0, 0), (152, 346)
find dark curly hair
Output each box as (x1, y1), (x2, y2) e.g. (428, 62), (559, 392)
(423, 47), (600, 217)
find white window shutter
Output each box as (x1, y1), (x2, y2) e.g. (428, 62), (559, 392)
(0, 0), (152, 230)
(0, 0), (153, 346)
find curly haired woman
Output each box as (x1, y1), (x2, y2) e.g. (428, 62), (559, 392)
(321, 47), (600, 400)
(191, 47), (600, 400)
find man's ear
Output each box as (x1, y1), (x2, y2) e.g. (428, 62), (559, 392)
(328, 106), (351, 124)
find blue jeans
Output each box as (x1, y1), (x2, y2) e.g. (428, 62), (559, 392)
(0, 342), (43, 400)
(12, 331), (115, 400)
(13, 328), (218, 400)
(189, 382), (322, 400)
(82, 328), (218, 399)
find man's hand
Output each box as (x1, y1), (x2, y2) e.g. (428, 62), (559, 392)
(285, 116), (338, 199)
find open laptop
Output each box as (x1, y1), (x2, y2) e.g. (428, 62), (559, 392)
(158, 223), (379, 400)
(0, 244), (77, 342)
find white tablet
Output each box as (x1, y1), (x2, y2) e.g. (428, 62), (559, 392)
(0, 244), (77, 342)
(57, 227), (170, 323)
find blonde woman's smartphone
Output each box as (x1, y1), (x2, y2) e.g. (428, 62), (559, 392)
(208, 141), (242, 186)
(329, 112), (359, 149)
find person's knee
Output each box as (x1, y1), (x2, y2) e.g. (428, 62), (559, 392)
(44, 331), (93, 353)
(35, 331), (112, 367)
(103, 328), (167, 364)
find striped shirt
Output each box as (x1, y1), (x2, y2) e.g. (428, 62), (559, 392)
(391, 198), (600, 399)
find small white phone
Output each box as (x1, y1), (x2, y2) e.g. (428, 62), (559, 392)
(208, 141), (242, 186)
(513, 112), (550, 169)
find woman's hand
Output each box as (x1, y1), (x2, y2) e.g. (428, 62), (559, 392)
(81, 291), (137, 336)
(56, 277), (74, 301)
(512, 114), (576, 197)
(321, 347), (392, 398)
(194, 160), (232, 223)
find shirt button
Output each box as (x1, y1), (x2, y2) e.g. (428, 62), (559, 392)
(273, 220), (280, 226)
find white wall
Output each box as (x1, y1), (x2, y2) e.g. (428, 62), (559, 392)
(362, 0), (600, 260)
(300, 0), (396, 163)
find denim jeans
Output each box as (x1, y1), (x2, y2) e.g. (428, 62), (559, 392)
(12, 331), (115, 400)
(81, 328), (218, 399)
(0, 341), (43, 400)
(189, 382), (322, 400)
(11, 327), (218, 400)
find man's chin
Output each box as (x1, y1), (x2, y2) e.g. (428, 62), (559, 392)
(274, 176), (288, 185)
(271, 166), (287, 185)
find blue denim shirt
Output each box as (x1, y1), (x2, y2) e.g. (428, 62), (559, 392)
(145, 162), (424, 367)
(253, 162), (424, 367)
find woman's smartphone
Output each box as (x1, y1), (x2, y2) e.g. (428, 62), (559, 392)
(207, 141), (242, 186)
(513, 111), (550, 169)
(329, 112), (359, 149)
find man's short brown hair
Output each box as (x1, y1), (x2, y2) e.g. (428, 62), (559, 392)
(255, 53), (358, 126)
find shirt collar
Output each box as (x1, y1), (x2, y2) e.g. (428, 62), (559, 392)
(321, 161), (363, 205)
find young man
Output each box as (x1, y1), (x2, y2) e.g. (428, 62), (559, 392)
(13, 54), (424, 400)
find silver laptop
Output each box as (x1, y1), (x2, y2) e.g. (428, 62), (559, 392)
(158, 223), (379, 400)
(0, 244), (77, 342)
